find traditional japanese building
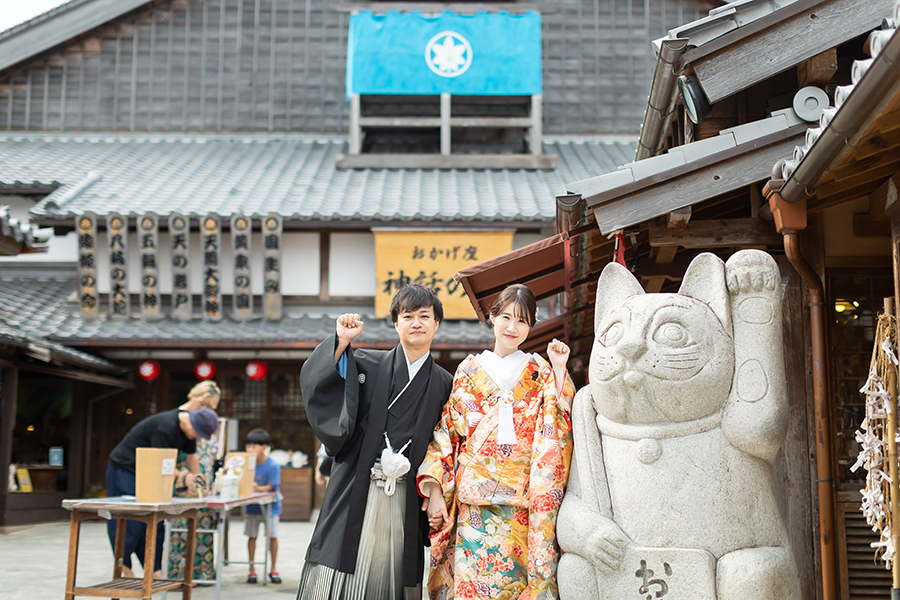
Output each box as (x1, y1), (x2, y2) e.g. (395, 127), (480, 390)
(0, 0), (711, 526)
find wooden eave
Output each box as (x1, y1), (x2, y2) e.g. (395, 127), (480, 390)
(805, 89), (900, 213)
(0, 0), (152, 73)
(688, 0), (891, 104)
(587, 126), (805, 235)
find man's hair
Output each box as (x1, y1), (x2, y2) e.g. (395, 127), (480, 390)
(246, 428), (271, 446)
(389, 284), (444, 324)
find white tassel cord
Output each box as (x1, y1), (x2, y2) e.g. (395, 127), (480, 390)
(497, 390), (518, 445)
(853, 313), (899, 569)
(380, 433), (411, 497)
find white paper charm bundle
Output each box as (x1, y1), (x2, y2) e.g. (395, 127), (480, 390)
(853, 313), (899, 569)
(380, 433), (412, 496)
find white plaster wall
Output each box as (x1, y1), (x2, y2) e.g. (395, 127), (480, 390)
(513, 233), (545, 250)
(330, 232), (376, 297)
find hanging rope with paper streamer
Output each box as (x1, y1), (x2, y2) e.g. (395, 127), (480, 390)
(852, 310), (900, 570)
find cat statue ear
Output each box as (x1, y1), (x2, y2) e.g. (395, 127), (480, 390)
(595, 261), (644, 332)
(678, 253), (732, 335)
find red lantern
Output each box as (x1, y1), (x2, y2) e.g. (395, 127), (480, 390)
(137, 360), (160, 382)
(246, 361), (268, 381)
(194, 360), (216, 380)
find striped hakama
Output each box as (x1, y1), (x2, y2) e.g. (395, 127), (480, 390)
(297, 465), (422, 600)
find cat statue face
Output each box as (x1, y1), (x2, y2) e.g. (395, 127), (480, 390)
(590, 256), (735, 425)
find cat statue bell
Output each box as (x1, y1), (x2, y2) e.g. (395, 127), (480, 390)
(557, 250), (801, 600)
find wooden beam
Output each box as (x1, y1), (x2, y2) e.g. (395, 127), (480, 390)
(593, 134), (802, 234)
(871, 174), (900, 221)
(336, 154), (557, 169)
(649, 219), (783, 248)
(0, 367), (17, 526)
(643, 245), (680, 293)
(0, 358), (129, 388)
(797, 48), (838, 88)
(667, 206), (692, 229)
(853, 213), (891, 237)
(817, 159), (900, 199)
(0, 235), (22, 256)
(691, 0), (891, 104)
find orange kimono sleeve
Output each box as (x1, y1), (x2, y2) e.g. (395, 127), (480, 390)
(523, 368), (575, 600)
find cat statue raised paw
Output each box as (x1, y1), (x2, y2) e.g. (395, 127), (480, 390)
(557, 250), (801, 600)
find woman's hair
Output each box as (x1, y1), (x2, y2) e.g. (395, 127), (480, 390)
(191, 380), (221, 400)
(246, 428), (271, 446)
(489, 284), (537, 327)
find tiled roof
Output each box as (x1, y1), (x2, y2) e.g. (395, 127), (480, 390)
(0, 205), (51, 250)
(0, 134), (636, 223)
(656, 0), (804, 52)
(0, 271), (122, 371)
(0, 270), (495, 347)
(0, 321), (122, 372)
(569, 107), (806, 205)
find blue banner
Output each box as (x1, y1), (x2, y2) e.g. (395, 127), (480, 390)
(347, 10), (542, 97)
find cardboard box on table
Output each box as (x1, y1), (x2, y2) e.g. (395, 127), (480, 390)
(135, 448), (178, 503)
(224, 452), (257, 497)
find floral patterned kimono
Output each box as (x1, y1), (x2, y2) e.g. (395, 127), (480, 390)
(417, 351), (574, 600)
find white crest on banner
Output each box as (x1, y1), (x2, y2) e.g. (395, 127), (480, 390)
(425, 31), (472, 77)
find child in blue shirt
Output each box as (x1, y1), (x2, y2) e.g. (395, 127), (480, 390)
(243, 428), (282, 584)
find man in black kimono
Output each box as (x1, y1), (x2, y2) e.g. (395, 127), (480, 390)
(297, 285), (453, 600)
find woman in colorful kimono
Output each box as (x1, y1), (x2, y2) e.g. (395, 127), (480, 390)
(417, 283), (574, 600)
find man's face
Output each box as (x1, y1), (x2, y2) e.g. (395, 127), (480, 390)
(180, 416), (200, 440)
(246, 442), (268, 462)
(394, 306), (439, 354)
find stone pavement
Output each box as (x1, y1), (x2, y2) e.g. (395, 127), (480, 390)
(1, 516), (316, 600)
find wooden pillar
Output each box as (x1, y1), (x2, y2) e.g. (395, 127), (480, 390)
(440, 93), (451, 156)
(530, 94), (542, 155)
(0, 366), (19, 527)
(349, 94), (361, 155)
(68, 383), (87, 499)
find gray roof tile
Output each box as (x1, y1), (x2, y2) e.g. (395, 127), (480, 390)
(0, 133), (636, 223)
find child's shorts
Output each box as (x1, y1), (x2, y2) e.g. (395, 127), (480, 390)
(243, 514), (279, 539)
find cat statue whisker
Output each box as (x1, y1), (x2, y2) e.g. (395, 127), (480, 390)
(557, 250), (801, 600)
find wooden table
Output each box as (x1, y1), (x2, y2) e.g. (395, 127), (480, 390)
(62, 497), (206, 600)
(161, 492), (277, 600)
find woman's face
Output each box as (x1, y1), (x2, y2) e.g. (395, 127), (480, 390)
(492, 305), (531, 354)
(189, 387), (220, 410)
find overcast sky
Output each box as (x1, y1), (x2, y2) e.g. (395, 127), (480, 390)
(0, 0), (69, 34)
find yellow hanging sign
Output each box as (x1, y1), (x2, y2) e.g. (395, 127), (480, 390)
(374, 230), (514, 320)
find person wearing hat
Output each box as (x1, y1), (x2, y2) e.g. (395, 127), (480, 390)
(106, 407), (219, 578)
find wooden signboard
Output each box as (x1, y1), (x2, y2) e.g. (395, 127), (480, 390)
(202, 214), (222, 321)
(374, 230), (514, 319)
(106, 213), (129, 319)
(262, 214), (282, 321)
(138, 213), (161, 320)
(169, 213), (192, 320)
(76, 213), (99, 319)
(231, 214), (252, 320)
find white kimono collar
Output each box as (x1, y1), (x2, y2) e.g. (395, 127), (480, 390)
(476, 349), (532, 393)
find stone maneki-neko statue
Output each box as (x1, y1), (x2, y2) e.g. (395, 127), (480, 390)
(557, 250), (801, 600)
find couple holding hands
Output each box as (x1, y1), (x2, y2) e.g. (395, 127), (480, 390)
(298, 283), (574, 600)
